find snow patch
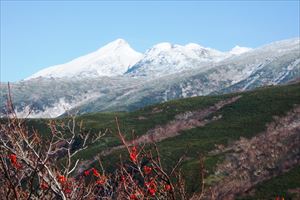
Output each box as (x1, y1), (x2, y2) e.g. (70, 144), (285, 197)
(14, 92), (101, 118)
(242, 75), (260, 90)
(273, 58), (300, 83)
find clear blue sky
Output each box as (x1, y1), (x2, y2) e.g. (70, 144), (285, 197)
(1, 1), (299, 82)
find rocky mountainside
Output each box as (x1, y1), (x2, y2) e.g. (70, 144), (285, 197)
(0, 38), (299, 118)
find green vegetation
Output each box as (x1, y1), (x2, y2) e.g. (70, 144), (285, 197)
(238, 166), (300, 200)
(15, 82), (300, 196)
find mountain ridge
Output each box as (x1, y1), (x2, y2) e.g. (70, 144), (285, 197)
(25, 38), (253, 80)
(0, 37), (299, 118)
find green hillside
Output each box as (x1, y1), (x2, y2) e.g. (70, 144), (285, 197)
(14, 82), (300, 199)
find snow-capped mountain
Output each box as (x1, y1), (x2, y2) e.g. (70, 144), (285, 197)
(26, 39), (252, 80)
(125, 42), (230, 77)
(26, 39), (143, 79)
(1, 38), (299, 118)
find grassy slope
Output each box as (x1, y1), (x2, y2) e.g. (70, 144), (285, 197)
(152, 83), (300, 193)
(75, 83), (300, 196)
(74, 94), (229, 158)
(237, 166), (300, 200)
(17, 82), (300, 197)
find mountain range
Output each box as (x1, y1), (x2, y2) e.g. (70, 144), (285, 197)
(26, 38), (251, 80)
(1, 38), (299, 118)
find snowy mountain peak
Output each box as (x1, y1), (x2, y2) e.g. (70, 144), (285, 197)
(149, 42), (173, 51)
(230, 45), (252, 55)
(185, 43), (204, 50)
(112, 38), (128, 44)
(126, 42), (230, 77)
(150, 42), (207, 52)
(26, 39), (143, 80)
(98, 38), (130, 52)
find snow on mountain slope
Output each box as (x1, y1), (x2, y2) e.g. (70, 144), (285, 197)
(125, 42), (230, 77)
(26, 39), (143, 80)
(229, 45), (252, 55)
(14, 92), (101, 118)
(96, 38), (299, 112)
(26, 39), (252, 80)
(1, 38), (299, 118)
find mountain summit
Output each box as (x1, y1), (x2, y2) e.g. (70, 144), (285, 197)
(126, 42), (229, 77)
(26, 39), (143, 80)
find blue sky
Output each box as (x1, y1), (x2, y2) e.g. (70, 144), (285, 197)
(1, 1), (299, 82)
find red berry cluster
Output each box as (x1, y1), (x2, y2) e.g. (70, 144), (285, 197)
(83, 167), (106, 185)
(8, 154), (22, 169)
(130, 146), (138, 163)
